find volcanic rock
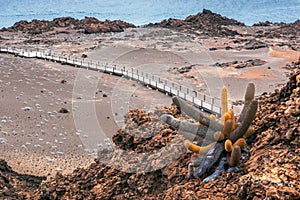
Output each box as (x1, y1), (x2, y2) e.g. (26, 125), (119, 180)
(0, 159), (45, 199)
(147, 9), (244, 37)
(2, 17), (135, 34)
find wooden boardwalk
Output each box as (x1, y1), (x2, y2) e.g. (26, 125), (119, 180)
(0, 46), (232, 116)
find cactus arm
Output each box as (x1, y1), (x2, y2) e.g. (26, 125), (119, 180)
(228, 145), (242, 167)
(172, 96), (223, 131)
(184, 140), (217, 154)
(222, 119), (233, 138)
(213, 131), (224, 141)
(229, 100), (258, 143)
(228, 108), (236, 130)
(238, 83), (255, 123)
(224, 139), (233, 152)
(221, 86), (229, 123)
(160, 114), (214, 139)
(244, 126), (255, 138)
(233, 138), (247, 148)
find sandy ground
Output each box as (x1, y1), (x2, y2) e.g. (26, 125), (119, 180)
(0, 52), (171, 176)
(0, 27), (298, 176)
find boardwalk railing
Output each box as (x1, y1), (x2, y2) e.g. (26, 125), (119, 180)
(0, 46), (234, 116)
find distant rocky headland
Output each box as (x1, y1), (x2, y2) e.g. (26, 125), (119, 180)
(1, 9), (299, 38)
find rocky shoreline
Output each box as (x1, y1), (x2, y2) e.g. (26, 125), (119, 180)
(1, 17), (136, 34)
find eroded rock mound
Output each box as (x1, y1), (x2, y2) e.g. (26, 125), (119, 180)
(1, 17), (135, 34)
(213, 59), (267, 69)
(0, 159), (45, 199)
(147, 9), (245, 36)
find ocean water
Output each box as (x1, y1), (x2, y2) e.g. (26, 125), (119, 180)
(0, 0), (299, 28)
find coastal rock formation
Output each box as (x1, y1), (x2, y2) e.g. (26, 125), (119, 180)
(147, 9), (245, 36)
(1, 17), (135, 34)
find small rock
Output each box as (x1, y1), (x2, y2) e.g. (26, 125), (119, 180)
(58, 108), (69, 113)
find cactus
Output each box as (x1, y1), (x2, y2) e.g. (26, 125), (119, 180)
(222, 119), (233, 138)
(228, 145), (241, 167)
(228, 108), (236, 130)
(210, 114), (217, 121)
(172, 97), (223, 131)
(238, 83), (255, 123)
(296, 74), (300, 86)
(229, 100), (258, 143)
(223, 112), (231, 122)
(221, 86), (229, 123)
(160, 114), (215, 140)
(224, 138), (246, 153)
(244, 126), (255, 138)
(161, 83), (257, 182)
(224, 139), (233, 152)
(213, 131), (224, 141)
(184, 140), (216, 154)
(233, 138), (246, 148)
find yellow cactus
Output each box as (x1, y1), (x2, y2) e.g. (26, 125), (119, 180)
(183, 140), (216, 154)
(296, 74), (300, 86)
(224, 139), (233, 152)
(221, 86), (228, 123)
(228, 108), (236, 130)
(222, 119), (233, 138)
(233, 138), (246, 149)
(228, 145), (241, 167)
(213, 131), (224, 141)
(210, 114), (217, 121)
(244, 126), (255, 138)
(224, 112), (231, 122)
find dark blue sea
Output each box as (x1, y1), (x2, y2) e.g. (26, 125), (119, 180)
(0, 0), (299, 28)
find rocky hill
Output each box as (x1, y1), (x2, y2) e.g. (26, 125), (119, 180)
(0, 17), (136, 34)
(146, 9), (245, 36)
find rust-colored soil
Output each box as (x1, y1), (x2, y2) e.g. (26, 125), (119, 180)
(268, 46), (300, 62)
